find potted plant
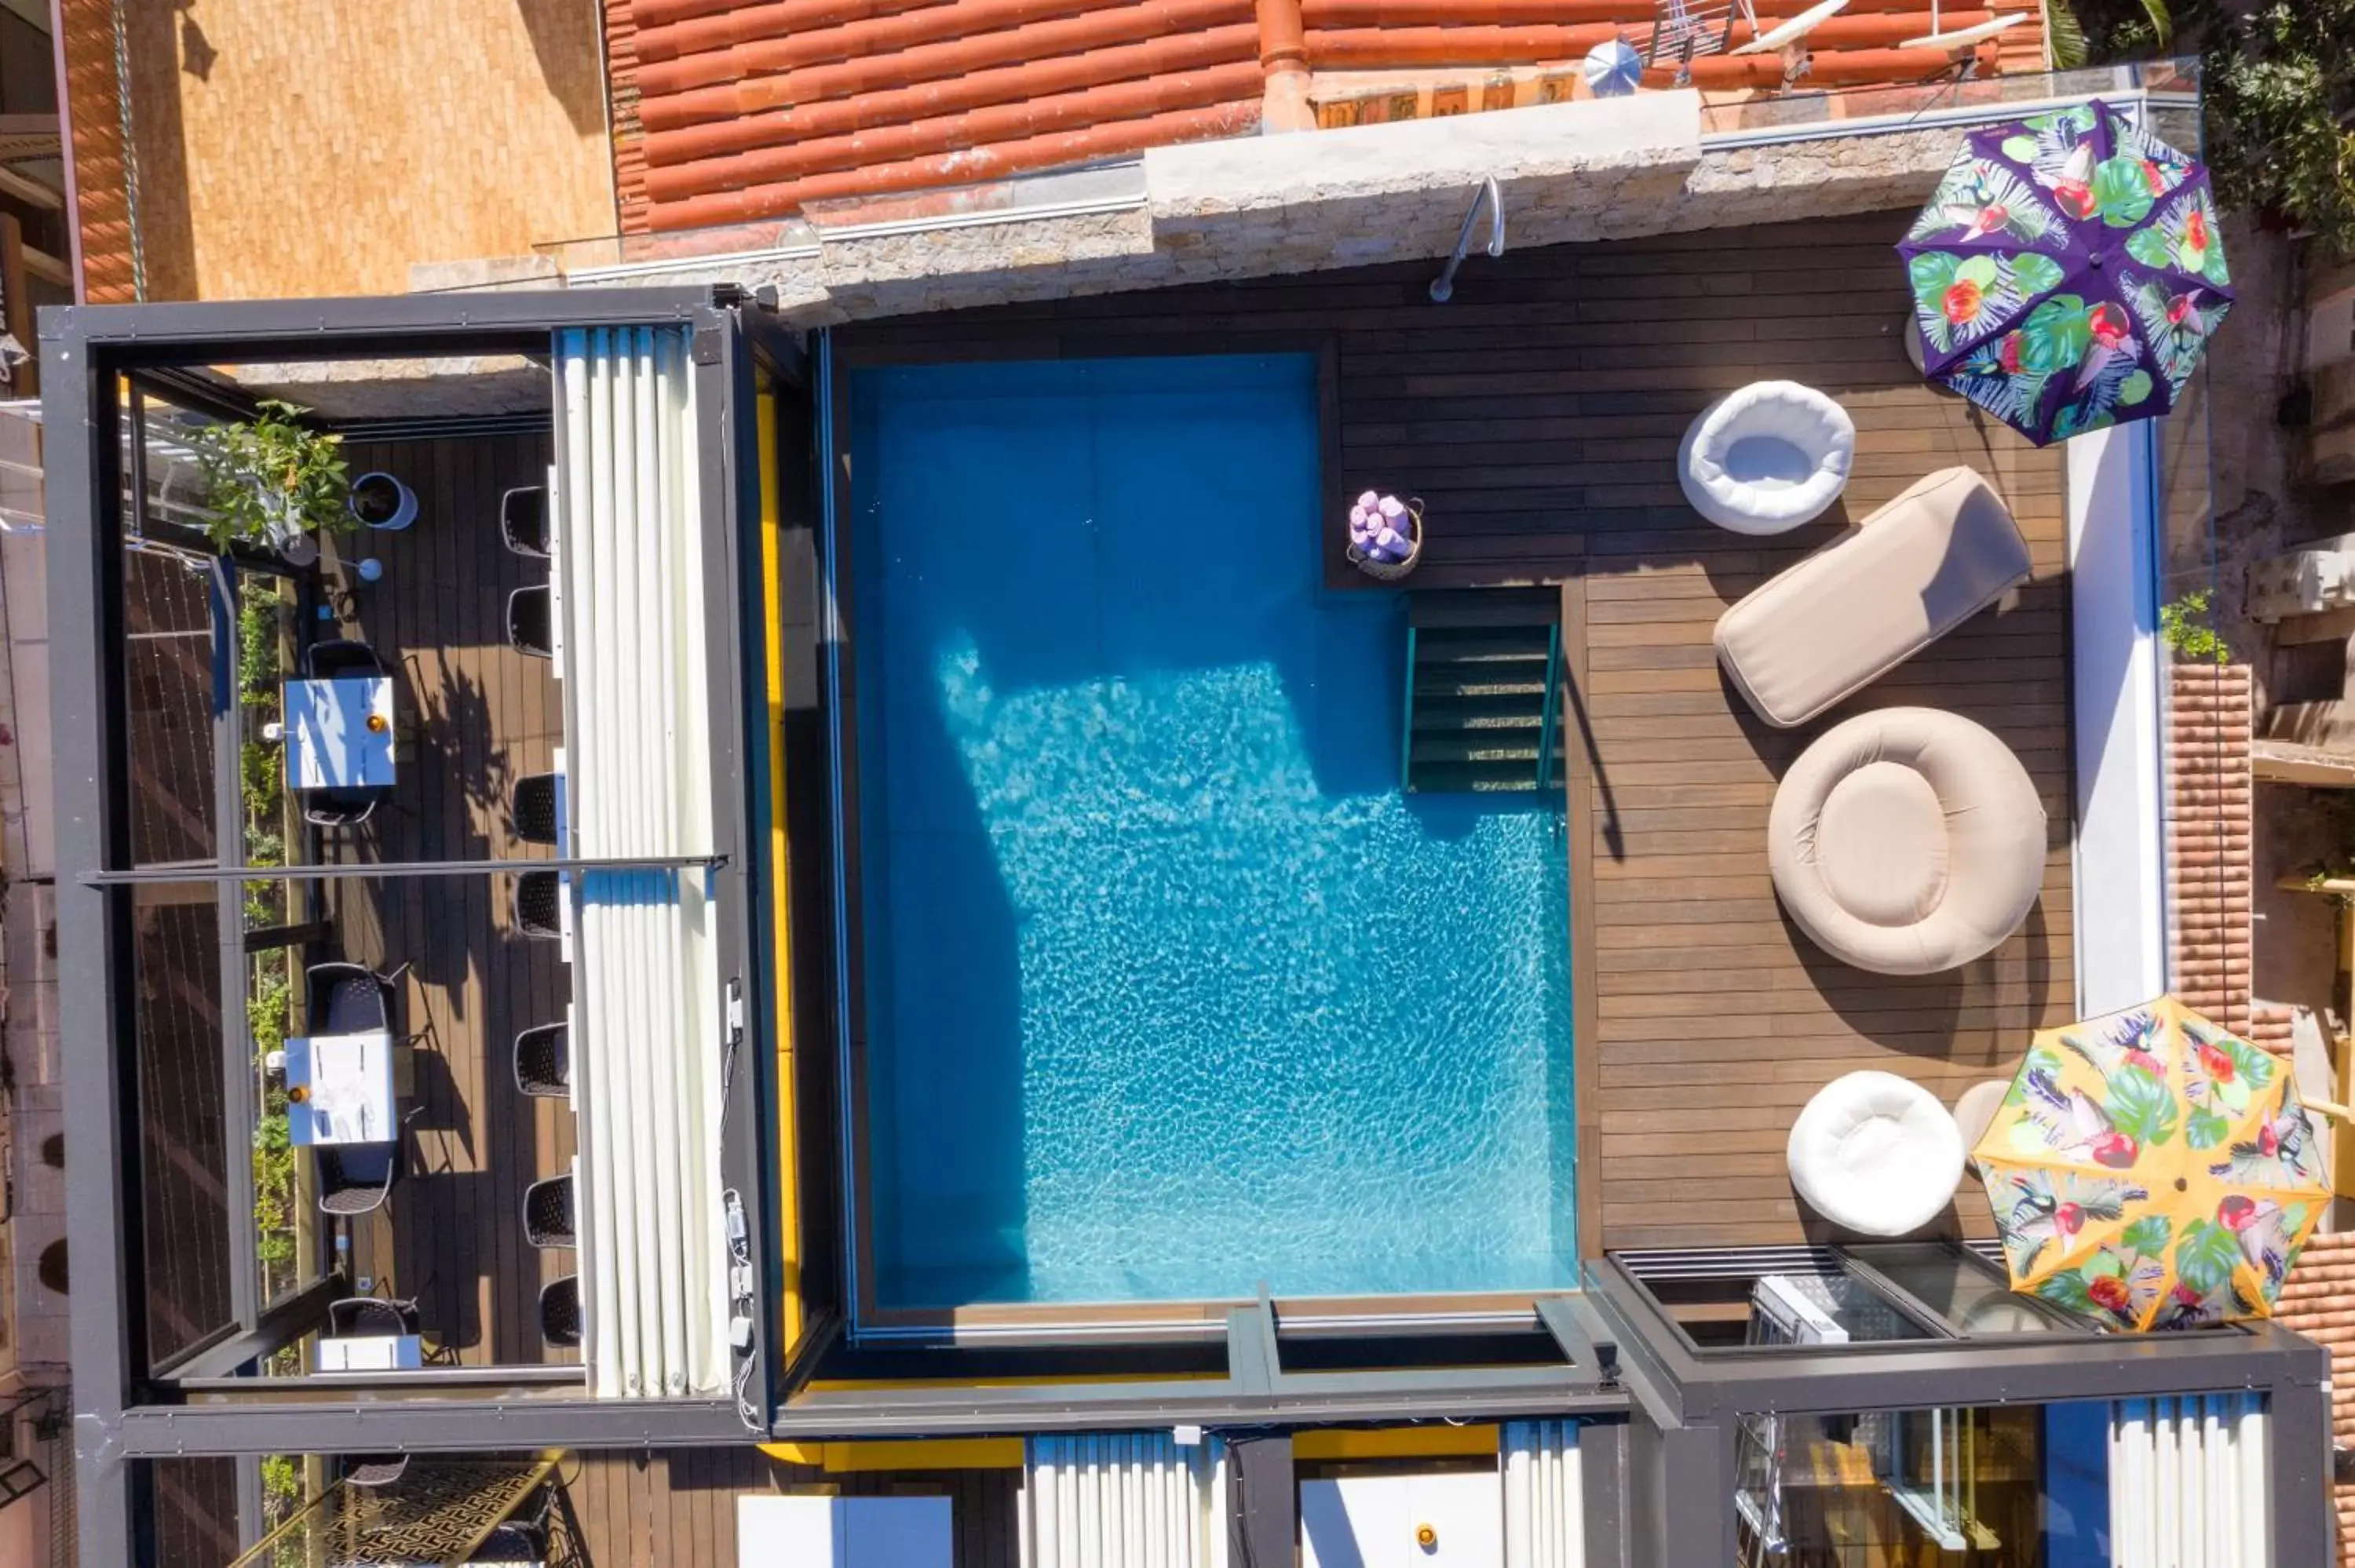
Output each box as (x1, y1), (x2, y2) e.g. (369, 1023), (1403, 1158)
(1346, 490), (1422, 582)
(349, 470), (418, 531)
(189, 399), (351, 563)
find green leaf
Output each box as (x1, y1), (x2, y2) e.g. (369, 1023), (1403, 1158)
(1909, 251), (1962, 314)
(2041, 0), (2087, 69)
(2136, 0), (2172, 45)
(2121, 1214), (2173, 1257)
(2223, 1034), (2276, 1089)
(2003, 130), (2041, 161)
(2093, 156), (2157, 227)
(2185, 1106), (2232, 1149)
(2105, 1064), (2180, 1148)
(2120, 370), (2156, 407)
(2012, 252), (2065, 297)
(1955, 254), (1999, 288)
(2174, 1219), (2243, 1296)
(2036, 1271), (2095, 1314)
(2127, 224), (2174, 269)
(2083, 1250), (2125, 1278)
(2014, 296), (2094, 376)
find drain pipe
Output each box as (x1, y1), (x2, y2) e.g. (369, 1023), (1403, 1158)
(1255, 0), (1316, 132)
(1429, 176), (1504, 303)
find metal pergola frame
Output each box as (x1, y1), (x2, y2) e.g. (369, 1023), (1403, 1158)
(39, 287), (790, 1566)
(1584, 1254), (2335, 1567)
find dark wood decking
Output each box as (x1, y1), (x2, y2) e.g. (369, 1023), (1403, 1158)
(838, 209), (2075, 1265)
(318, 433), (575, 1365)
(557, 1450), (1020, 1567)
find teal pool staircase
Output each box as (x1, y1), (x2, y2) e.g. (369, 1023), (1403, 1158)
(1400, 589), (1565, 793)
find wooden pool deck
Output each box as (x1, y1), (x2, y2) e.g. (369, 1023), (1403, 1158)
(837, 209), (2078, 1257)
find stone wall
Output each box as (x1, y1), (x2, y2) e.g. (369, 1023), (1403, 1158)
(564, 93), (1966, 330)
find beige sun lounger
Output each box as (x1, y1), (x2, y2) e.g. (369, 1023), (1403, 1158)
(1711, 465), (2033, 729)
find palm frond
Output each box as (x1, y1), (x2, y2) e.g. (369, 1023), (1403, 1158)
(2043, 0), (2088, 69)
(2138, 0), (2171, 46)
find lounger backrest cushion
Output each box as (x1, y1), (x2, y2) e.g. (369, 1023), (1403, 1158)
(1712, 466), (2032, 729)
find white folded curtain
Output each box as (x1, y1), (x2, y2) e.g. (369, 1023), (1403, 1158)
(554, 326), (728, 1398)
(1503, 1420), (1585, 1568)
(1023, 1433), (1221, 1568)
(2109, 1395), (2268, 1568)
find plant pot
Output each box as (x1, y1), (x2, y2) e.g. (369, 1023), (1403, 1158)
(1346, 500), (1424, 582)
(278, 533), (319, 567)
(349, 472), (418, 531)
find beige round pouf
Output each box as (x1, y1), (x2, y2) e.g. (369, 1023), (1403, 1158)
(1769, 707), (2046, 975)
(1787, 1070), (1966, 1236)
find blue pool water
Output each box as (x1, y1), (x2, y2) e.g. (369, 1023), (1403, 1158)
(848, 353), (1575, 1309)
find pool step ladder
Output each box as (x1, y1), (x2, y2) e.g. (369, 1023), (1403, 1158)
(1402, 590), (1565, 793)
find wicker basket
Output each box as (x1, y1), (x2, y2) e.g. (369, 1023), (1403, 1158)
(1346, 498), (1424, 582)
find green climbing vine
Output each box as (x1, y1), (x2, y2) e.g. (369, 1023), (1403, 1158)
(2160, 588), (2230, 664)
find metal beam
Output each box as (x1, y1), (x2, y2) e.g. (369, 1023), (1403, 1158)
(1225, 1303), (1281, 1398)
(45, 294), (148, 1568)
(110, 1396), (760, 1457)
(772, 1371), (1632, 1439)
(82, 853), (726, 884)
(148, 1273), (346, 1383)
(43, 287), (726, 369)
(1226, 1435), (1294, 1567)
(209, 556), (260, 1346)
(2267, 1370), (2335, 1567)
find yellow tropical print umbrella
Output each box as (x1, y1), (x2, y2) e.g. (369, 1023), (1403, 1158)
(1973, 996), (2328, 1331)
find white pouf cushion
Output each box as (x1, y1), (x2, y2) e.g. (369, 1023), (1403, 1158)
(1769, 708), (2047, 975)
(1787, 1070), (1965, 1237)
(1678, 380), (1856, 534)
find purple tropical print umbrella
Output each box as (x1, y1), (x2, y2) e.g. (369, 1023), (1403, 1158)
(1898, 100), (2233, 447)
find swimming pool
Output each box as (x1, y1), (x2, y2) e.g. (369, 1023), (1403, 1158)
(845, 353), (1575, 1311)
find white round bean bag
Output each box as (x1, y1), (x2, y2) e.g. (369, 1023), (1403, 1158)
(1769, 708), (2046, 976)
(1787, 1070), (1965, 1237)
(1678, 381), (1856, 534)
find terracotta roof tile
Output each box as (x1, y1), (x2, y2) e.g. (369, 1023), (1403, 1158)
(609, 0), (2044, 235)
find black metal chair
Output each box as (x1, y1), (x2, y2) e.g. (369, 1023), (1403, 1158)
(302, 639), (385, 682)
(540, 1275), (582, 1349)
(513, 772), (560, 846)
(506, 585), (553, 658)
(342, 1453), (411, 1490)
(515, 871), (563, 940)
(466, 1483), (552, 1563)
(316, 1142), (403, 1218)
(522, 1173), (576, 1249)
(501, 486), (550, 559)
(467, 1520), (547, 1565)
(513, 1023), (569, 1099)
(305, 961), (397, 1037)
(327, 1296), (418, 1340)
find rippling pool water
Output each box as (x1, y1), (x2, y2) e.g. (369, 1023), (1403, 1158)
(849, 354), (1574, 1308)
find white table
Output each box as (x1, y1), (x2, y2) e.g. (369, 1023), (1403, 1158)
(284, 1031), (397, 1146)
(284, 676), (396, 789)
(314, 1333), (422, 1372)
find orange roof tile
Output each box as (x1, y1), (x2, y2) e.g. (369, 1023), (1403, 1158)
(608, 0), (2044, 235)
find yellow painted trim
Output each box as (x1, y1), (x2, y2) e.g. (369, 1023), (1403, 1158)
(761, 1441), (827, 1467)
(758, 1439), (1024, 1471)
(1292, 1426), (1499, 1461)
(757, 384), (805, 1350)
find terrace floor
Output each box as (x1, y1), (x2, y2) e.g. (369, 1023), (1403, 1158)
(310, 431), (575, 1366)
(836, 209), (2079, 1261)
